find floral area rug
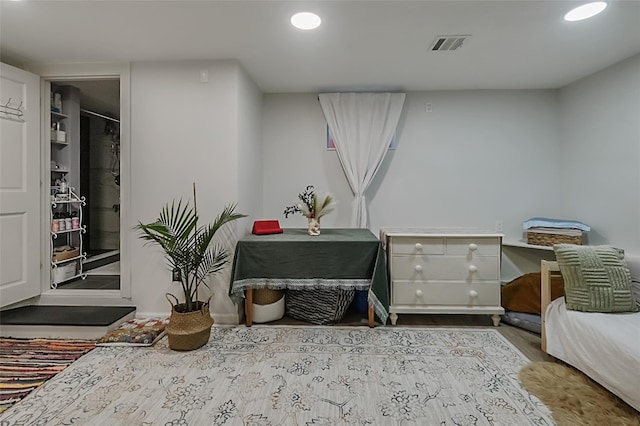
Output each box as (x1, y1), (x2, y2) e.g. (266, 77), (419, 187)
(0, 326), (553, 425)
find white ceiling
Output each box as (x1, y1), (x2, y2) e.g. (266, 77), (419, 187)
(2, 1), (640, 93)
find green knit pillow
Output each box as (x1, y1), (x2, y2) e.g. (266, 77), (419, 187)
(553, 244), (637, 312)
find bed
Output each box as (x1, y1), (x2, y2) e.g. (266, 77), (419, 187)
(541, 258), (640, 412)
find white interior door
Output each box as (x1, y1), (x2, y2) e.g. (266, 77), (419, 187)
(0, 63), (41, 307)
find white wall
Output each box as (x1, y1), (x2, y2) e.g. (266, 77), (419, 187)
(263, 90), (562, 239)
(207, 64), (264, 323)
(31, 53), (640, 316)
(558, 53), (640, 255)
(237, 67), (263, 229)
(130, 60), (243, 317)
(262, 94), (353, 229)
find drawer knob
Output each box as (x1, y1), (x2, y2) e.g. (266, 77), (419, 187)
(469, 243), (478, 251)
(415, 289), (423, 297)
(468, 265), (477, 272)
(469, 290), (478, 298)
(415, 264), (423, 272)
(415, 243), (423, 250)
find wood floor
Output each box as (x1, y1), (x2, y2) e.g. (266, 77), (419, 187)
(57, 275), (120, 290)
(273, 312), (554, 363)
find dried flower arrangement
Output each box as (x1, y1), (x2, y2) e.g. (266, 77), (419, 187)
(284, 185), (335, 220)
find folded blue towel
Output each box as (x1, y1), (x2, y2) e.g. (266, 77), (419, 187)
(523, 217), (591, 232)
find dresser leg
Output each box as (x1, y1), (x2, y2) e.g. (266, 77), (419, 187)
(245, 288), (253, 327)
(390, 313), (398, 325)
(491, 314), (501, 327)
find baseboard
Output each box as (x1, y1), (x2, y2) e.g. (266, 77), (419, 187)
(136, 311), (241, 325)
(135, 311), (171, 319)
(212, 312), (241, 325)
(84, 249), (120, 263)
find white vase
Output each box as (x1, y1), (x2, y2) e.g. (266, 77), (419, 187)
(307, 217), (320, 236)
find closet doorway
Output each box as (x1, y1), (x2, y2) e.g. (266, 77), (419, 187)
(50, 78), (121, 291)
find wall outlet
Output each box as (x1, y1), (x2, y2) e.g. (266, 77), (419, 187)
(426, 102), (432, 113)
(495, 220), (503, 232)
(172, 268), (181, 282)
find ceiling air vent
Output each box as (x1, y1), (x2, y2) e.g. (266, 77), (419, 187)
(430, 35), (470, 51)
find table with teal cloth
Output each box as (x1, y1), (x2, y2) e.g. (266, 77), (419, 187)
(229, 228), (389, 324)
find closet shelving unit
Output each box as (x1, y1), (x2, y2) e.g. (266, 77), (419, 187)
(50, 110), (69, 174)
(50, 85), (86, 288)
(50, 188), (87, 288)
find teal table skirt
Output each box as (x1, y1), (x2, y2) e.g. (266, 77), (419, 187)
(229, 228), (389, 324)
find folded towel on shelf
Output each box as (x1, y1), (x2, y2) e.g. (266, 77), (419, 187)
(523, 217), (591, 232)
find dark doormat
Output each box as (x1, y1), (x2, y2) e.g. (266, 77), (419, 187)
(0, 306), (136, 327)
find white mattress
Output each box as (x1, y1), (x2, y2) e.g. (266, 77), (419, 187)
(545, 297), (640, 411)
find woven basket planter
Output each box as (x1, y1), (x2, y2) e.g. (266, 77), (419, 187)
(165, 294), (214, 351)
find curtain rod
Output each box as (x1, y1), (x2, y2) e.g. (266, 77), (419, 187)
(80, 108), (120, 123)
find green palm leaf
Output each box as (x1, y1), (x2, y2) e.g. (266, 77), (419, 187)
(135, 193), (246, 312)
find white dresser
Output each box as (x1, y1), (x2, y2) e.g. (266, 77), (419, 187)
(380, 228), (504, 326)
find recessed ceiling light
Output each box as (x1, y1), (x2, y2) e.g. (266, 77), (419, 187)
(290, 12), (321, 30)
(564, 2), (607, 21)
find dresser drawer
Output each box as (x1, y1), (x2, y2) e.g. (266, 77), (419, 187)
(391, 255), (500, 281)
(445, 237), (501, 256)
(390, 237), (444, 255)
(392, 281), (501, 306)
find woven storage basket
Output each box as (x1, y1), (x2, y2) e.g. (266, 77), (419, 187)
(285, 288), (355, 325)
(253, 288), (284, 305)
(252, 296), (285, 323)
(165, 294), (214, 351)
(527, 231), (582, 247)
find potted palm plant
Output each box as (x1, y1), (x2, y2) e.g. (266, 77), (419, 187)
(136, 184), (245, 350)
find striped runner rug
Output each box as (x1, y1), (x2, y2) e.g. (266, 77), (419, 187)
(0, 338), (95, 413)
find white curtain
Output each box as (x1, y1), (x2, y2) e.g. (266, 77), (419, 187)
(319, 92), (405, 228)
